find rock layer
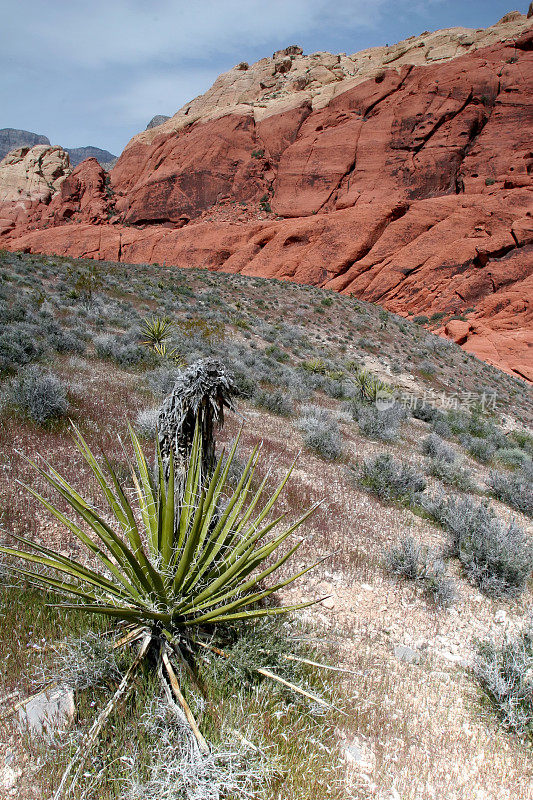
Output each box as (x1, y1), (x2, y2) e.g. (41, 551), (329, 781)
(0, 13), (532, 381)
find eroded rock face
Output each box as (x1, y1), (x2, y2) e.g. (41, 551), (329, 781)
(0, 158), (112, 235)
(121, 14), (533, 149)
(0, 14), (532, 380)
(0, 145), (71, 204)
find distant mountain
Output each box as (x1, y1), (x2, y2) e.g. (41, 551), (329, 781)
(0, 128), (116, 169)
(146, 115), (170, 130)
(66, 146), (117, 169)
(0, 128), (50, 160)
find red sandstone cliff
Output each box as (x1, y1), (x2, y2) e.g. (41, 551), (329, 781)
(0, 13), (531, 380)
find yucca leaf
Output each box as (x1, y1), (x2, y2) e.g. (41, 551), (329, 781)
(160, 449), (175, 568)
(0, 546), (128, 600)
(100, 449), (143, 543)
(6, 531), (142, 602)
(71, 427), (133, 537)
(189, 540), (304, 613)
(247, 503), (321, 564)
(8, 566), (104, 604)
(186, 446), (259, 584)
(19, 456), (153, 594)
(179, 511), (288, 612)
(58, 604), (171, 623)
(172, 489), (207, 592)
(181, 447), (258, 593)
(183, 597), (324, 626)
(242, 454), (299, 536)
(128, 425), (159, 550)
(176, 422), (202, 552)
(196, 503), (320, 606)
(18, 484), (145, 601)
(192, 448), (225, 554)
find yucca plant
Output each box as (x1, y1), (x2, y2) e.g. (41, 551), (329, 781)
(152, 341), (184, 363)
(1, 419), (323, 798)
(352, 369), (392, 403)
(141, 315), (184, 365)
(352, 369), (374, 401)
(140, 314), (174, 348)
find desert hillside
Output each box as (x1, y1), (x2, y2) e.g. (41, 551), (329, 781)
(0, 12), (531, 382)
(0, 248), (532, 799)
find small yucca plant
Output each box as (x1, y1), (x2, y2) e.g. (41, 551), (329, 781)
(353, 369), (391, 403)
(140, 314), (174, 348)
(352, 369), (374, 401)
(141, 315), (184, 364)
(1, 419), (322, 797)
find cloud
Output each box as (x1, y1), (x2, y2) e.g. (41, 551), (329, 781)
(104, 68), (223, 125)
(2, 0), (505, 154)
(2, 0), (386, 69)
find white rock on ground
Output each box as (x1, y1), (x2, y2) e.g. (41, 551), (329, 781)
(17, 685), (75, 737)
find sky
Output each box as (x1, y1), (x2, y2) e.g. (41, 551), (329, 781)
(0, 0), (526, 156)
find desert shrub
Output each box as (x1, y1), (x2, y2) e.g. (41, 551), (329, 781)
(297, 405), (343, 460)
(474, 628), (533, 739)
(510, 430), (533, 456)
(488, 465), (533, 518)
(47, 632), (122, 691)
(50, 328), (87, 355)
(323, 378), (347, 400)
(10, 366), (68, 424)
(446, 409), (471, 436)
(354, 402), (405, 441)
(94, 333), (149, 367)
(431, 414), (452, 439)
(253, 388), (293, 416)
(134, 407), (160, 439)
(422, 434), (455, 463)
(0, 324), (43, 372)
(144, 366), (181, 398)
(384, 535), (421, 580)
(467, 413), (507, 448)
(419, 359), (436, 376)
(417, 490), (453, 527)
(448, 410), (506, 452)
(384, 535), (456, 607)
(462, 435), (496, 463)
(424, 563), (457, 608)
(277, 366), (312, 402)
(495, 448), (531, 470)
(360, 453), (426, 503)
(120, 696), (269, 800)
(424, 495), (533, 597)
(411, 402), (438, 423)
(428, 457), (476, 491)
(231, 366), (256, 398)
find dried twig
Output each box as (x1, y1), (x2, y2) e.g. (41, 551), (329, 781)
(53, 634), (151, 800)
(162, 647), (209, 755)
(194, 639), (335, 711)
